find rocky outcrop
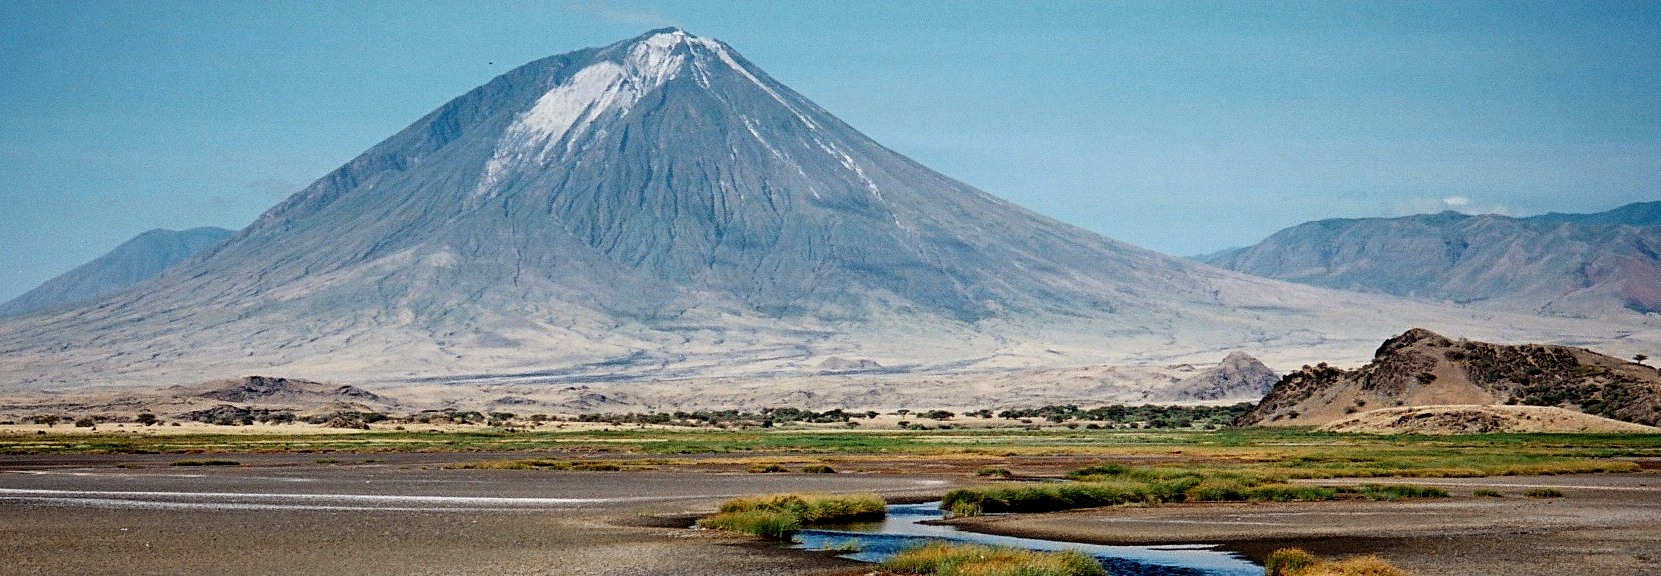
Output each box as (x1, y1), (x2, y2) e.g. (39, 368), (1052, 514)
(1170, 351), (1278, 401)
(1239, 328), (1661, 428)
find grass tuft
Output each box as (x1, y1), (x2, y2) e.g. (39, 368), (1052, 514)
(883, 542), (1106, 576)
(745, 462), (787, 473)
(697, 492), (885, 539)
(975, 467), (1013, 478)
(801, 464), (836, 474)
(1524, 487), (1564, 498)
(1473, 488), (1503, 498)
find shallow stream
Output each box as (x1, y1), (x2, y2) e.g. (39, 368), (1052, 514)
(792, 502), (1261, 575)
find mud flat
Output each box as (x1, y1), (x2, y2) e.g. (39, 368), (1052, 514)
(0, 454), (948, 576)
(945, 472), (1661, 576)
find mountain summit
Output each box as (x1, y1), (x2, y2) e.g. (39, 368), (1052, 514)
(0, 30), (1646, 391)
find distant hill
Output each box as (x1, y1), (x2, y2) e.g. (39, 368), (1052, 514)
(1198, 202), (1661, 317)
(0, 227), (233, 318)
(1527, 201), (1661, 226)
(1238, 328), (1661, 429)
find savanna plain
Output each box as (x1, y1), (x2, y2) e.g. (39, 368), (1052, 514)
(2, 424), (1658, 575)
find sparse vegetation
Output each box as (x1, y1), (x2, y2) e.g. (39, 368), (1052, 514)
(949, 464), (1462, 514)
(1473, 489), (1503, 497)
(168, 459), (239, 467)
(1340, 484), (1450, 501)
(1525, 488), (1564, 498)
(443, 458), (629, 471)
(800, 464), (836, 474)
(696, 493), (885, 539)
(746, 462), (787, 473)
(882, 542), (1106, 576)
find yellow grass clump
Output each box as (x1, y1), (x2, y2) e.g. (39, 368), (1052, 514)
(1265, 547), (1407, 576)
(883, 542), (1106, 576)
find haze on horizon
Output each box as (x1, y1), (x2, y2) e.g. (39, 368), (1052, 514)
(1, 1), (1657, 303)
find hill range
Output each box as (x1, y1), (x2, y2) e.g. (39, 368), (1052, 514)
(1200, 203), (1661, 318)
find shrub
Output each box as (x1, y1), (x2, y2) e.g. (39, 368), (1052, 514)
(801, 464), (836, 474)
(1473, 489), (1503, 498)
(1525, 488), (1564, 498)
(883, 542), (1106, 576)
(746, 463), (787, 473)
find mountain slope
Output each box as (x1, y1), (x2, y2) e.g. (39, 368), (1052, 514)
(0, 30), (1651, 393)
(0, 227), (233, 318)
(1199, 205), (1661, 317)
(1239, 328), (1661, 428)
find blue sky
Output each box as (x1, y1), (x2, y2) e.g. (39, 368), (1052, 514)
(2, 1), (1658, 302)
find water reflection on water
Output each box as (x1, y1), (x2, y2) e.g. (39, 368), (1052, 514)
(793, 502), (1261, 576)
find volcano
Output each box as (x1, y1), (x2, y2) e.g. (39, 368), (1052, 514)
(0, 29), (1645, 393)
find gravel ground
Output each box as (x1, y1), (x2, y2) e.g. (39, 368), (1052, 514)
(0, 454), (949, 576)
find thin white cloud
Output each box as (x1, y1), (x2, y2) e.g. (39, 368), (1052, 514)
(1443, 196), (1470, 208)
(564, 1), (675, 26)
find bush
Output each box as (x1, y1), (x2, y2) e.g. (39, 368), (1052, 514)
(1525, 488), (1564, 498)
(1473, 489), (1503, 498)
(801, 464), (836, 474)
(883, 542), (1106, 576)
(746, 463), (787, 473)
